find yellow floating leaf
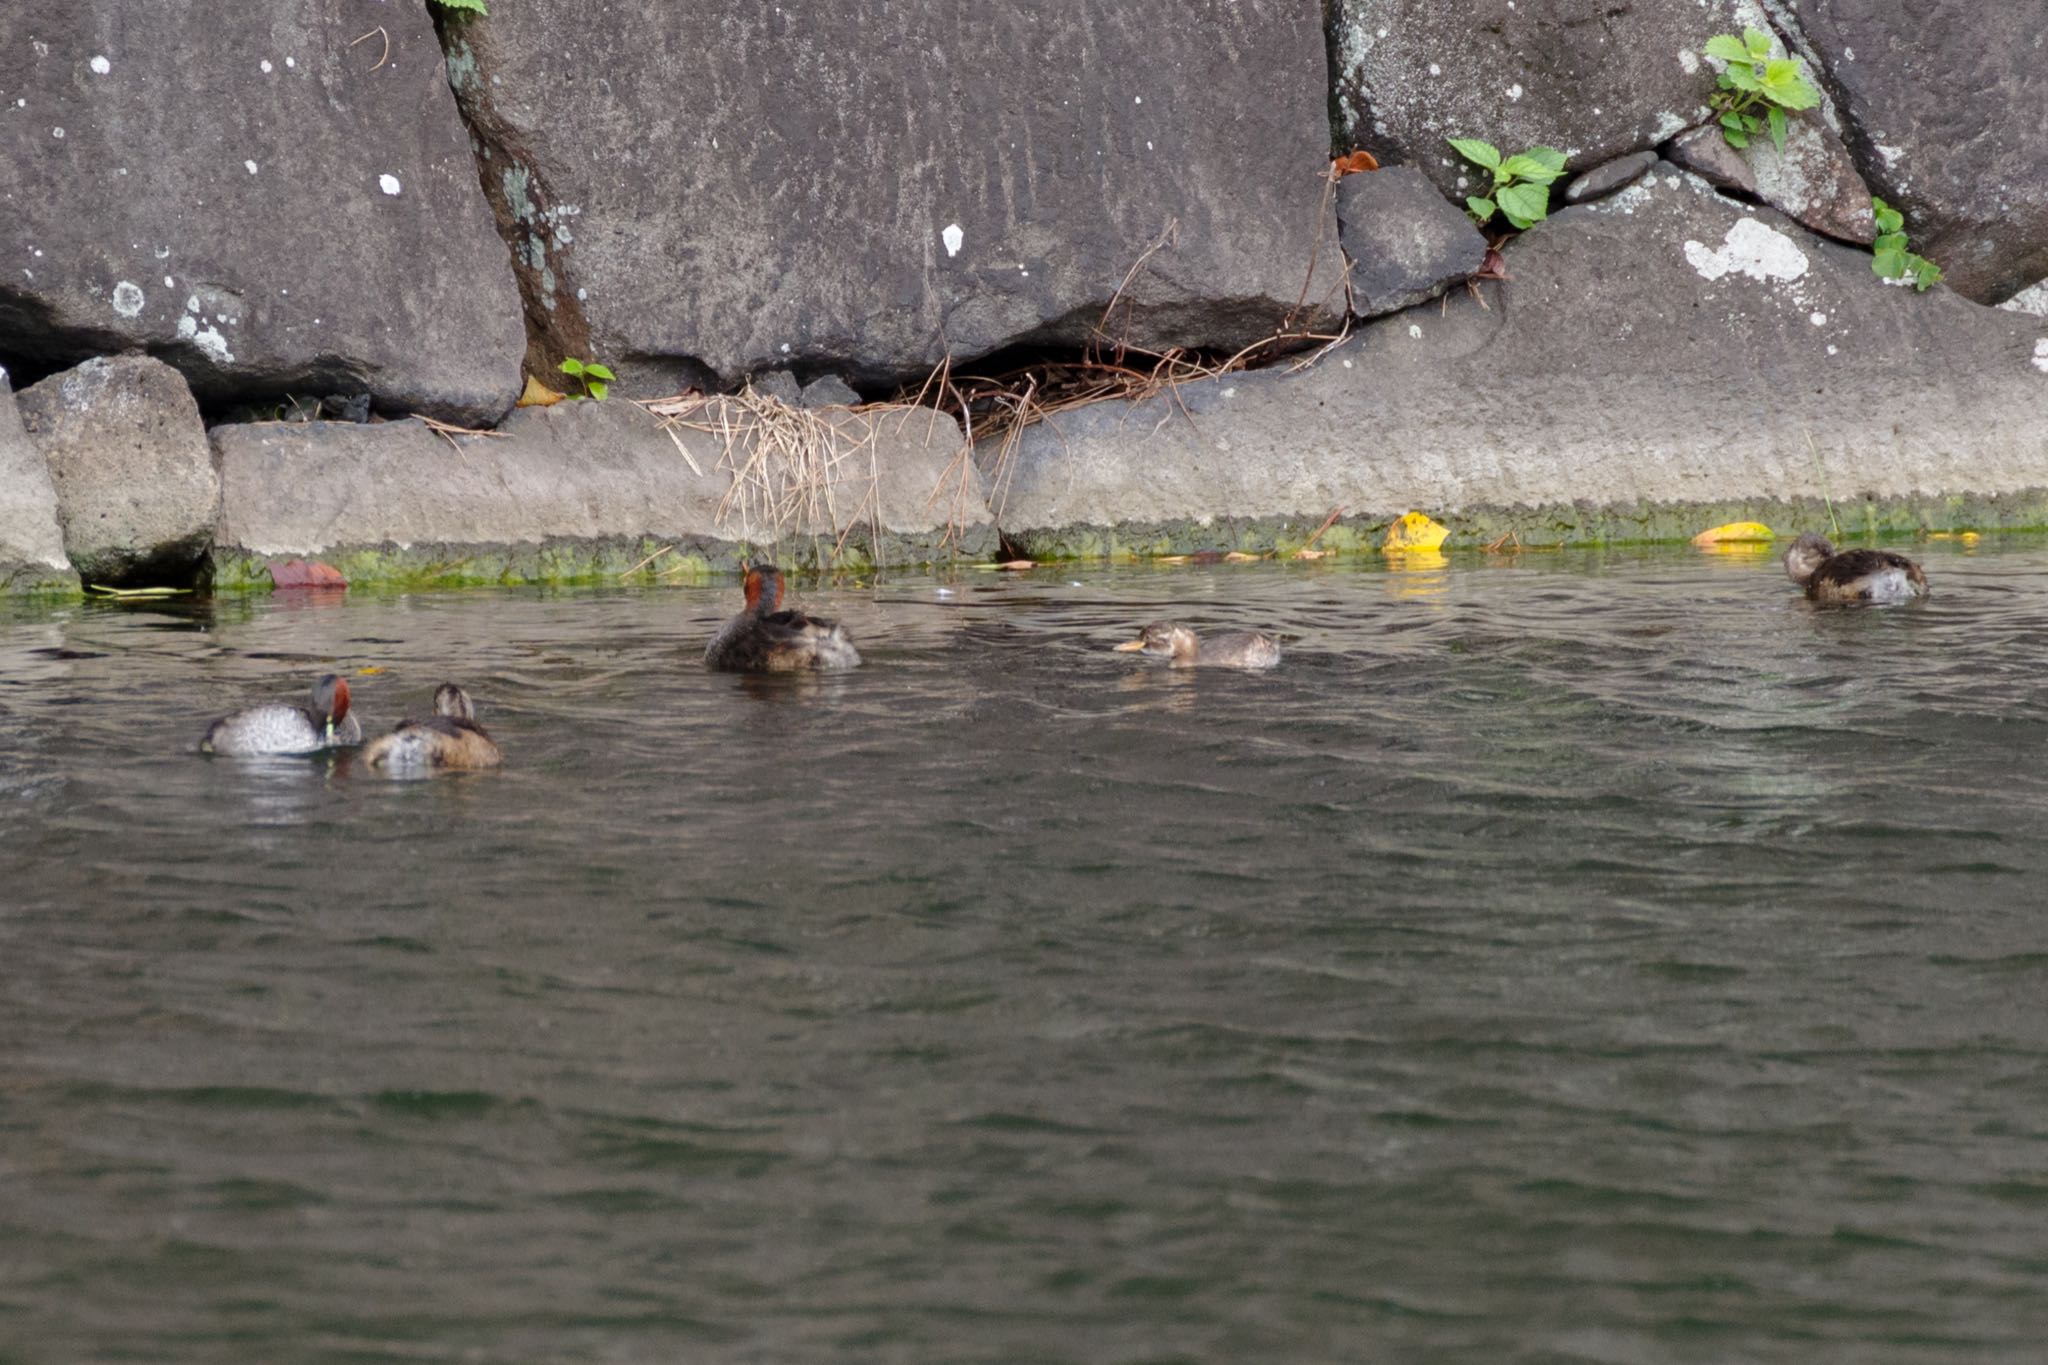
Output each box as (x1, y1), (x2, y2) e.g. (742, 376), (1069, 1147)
(1223, 551), (1263, 562)
(356, 666), (385, 675)
(516, 374), (567, 407)
(1690, 521), (1775, 547)
(1292, 548), (1330, 561)
(1382, 511), (1449, 553)
(1154, 554), (1191, 565)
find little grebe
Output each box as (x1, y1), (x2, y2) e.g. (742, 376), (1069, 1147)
(200, 673), (362, 755)
(362, 683), (503, 771)
(704, 564), (862, 672)
(1782, 532), (1928, 604)
(1113, 621), (1282, 669)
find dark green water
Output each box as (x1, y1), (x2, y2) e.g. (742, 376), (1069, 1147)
(3, 544), (2046, 1363)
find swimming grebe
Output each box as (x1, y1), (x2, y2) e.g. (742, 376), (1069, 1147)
(1782, 533), (1928, 604)
(200, 673), (362, 755)
(361, 683), (502, 771)
(1113, 621), (1282, 669)
(704, 564), (862, 672)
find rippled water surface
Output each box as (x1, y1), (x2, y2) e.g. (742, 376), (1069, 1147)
(5, 543), (2048, 1363)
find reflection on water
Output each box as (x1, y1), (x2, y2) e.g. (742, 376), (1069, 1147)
(4, 543), (2048, 1363)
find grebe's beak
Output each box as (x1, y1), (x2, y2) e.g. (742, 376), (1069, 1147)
(1113, 639), (1148, 652)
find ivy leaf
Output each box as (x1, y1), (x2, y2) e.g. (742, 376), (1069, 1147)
(1767, 105), (1788, 153)
(1447, 138), (1502, 170)
(1871, 198), (1904, 234)
(1496, 182), (1550, 228)
(583, 362), (617, 382)
(1910, 255), (1943, 291)
(1722, 121), (1750, 149)
(1761, 60), (1821, 109)
(1501, 154), (1564, 185)
(1703, 34), (1753, 64)
(1466, 196), (1498, 224)
(586, 379), (609, 400)
(1873, 231), (1907, 254)
(432, 0), (489, 13)
(1872, 246), (1908, 279)
(1743, 27), (1775, 59)
(559, 358), (586, 377)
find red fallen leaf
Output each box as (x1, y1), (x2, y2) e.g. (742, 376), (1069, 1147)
(269, 558), (348, 590)
(1474, 246), (1510, 281)
(1331, 149), (1380, 178)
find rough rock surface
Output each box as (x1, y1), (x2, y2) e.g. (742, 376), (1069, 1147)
(982, 167), (2048, 553)
(212, 399), (994, 584)
(0, 2), (524, 423)
(1330, 0), (1771, 200)
(1783, 1), (2048, 303)
(1337, 168), (1490, 319)
(1564, 151), (1659, 205)
(0, 369), (74, 591)
(1666, 123), (1872, 244)
(440, 2), (1342, 390)
(16, 355), (216, 585)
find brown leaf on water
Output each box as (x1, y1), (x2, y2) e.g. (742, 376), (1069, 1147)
(1223, 551), (1264, 562)
(268, 558), (348, 590)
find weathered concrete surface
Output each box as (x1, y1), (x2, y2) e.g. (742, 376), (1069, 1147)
(982, 167), (2048, 556)
(1337, 168), (1490, 319)
(440, 2), (1342, 391)
(212, 399), (993, 586)
(1783, 1), (2048, 303)
(0, 368), (75, 592)
(0, 3), (524, 422)
(17, 356), (216, 585)
(1330, 0), (1769, 200)
(1666, 120), (1873, 245)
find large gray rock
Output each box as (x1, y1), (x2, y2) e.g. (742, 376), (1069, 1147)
(211, 397), (994, 585)
(0, 369), (75, 592)
(17, 355), (216, 585)
(1782, 1), (2048, 303)
(1330, 0), (1766, 200)
(1336, 167), (1490, 319)
(440, 2), (1343, 391)
(0, 4), (524, 423)
(1564, 151), (1659, 206)
(982, 167), (2048, 552)
(1665, 120), (1873, 245)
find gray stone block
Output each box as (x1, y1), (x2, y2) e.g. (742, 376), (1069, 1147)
(17, 355), (216, 585)
(1785, 1), (2048, 302)
(440, 1), (1342, 388)
(0, 4), (524, 423)
(1666, 122), (1872, 245)
(0, 369), (74, 592)
(981, 167), (2048, 548)
(1565, 152), (1659, 206)
(1336, 167), (1491, 319)
(213, 395), (994, 581)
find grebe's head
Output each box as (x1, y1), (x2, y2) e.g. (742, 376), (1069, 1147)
(1113, 621), (1199, 661)
(741, 563), (785, 613)
(1783, 532), (1836, 585)
(432, 683), (475, 722)
(312, 674), (350, 740)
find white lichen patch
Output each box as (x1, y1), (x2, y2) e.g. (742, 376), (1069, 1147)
(378, 174), (401, 195)
(244, 160), (258, 175)
(1809, 312), (1827, 326)
(176, 313), (234, 365)
(2034, 339), (2048, 375)
(941, 223), (964, 257)
(89, 55), (111, 75)
(1408, 324), (1422, 339)
(1678, 49), (1699, 75)
(110, 281), (144, 317)
(260, 59), (273, 74)
(1683, 218), (1810, 285)
(1998, 280), (2048, 318)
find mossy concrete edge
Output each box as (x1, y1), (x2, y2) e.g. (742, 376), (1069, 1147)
(999, 490), (2048, 560)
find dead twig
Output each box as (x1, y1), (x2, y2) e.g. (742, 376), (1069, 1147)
(349, 26), (390, 72)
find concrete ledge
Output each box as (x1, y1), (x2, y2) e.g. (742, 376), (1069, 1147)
(981, 168), (2048, 557)
(211, 398), (994, 587)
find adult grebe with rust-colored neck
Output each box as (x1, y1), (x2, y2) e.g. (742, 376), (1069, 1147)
(704, 564), (863, 672)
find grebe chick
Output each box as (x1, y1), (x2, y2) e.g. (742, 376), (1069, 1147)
(704, 564), (862, 672)
(362, 683), (502, 771)
(200, 673), (361, 755)
(1113, 621), (1282, 669)
(1782, 532), (1928, 604)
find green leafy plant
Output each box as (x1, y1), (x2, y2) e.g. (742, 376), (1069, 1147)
(1871, 197), (1943, 291)
(1445, 139), (1566, 230)
(1704, 28), (1820, 152)
(430, 0), (489, 14)
(559, 357), (615, 400)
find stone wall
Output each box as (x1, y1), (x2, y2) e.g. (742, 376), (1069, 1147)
(1, 2), (2043, 589)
